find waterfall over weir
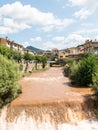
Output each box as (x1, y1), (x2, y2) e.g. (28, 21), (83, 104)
(0, 67), (98, 130)
(0, 101), (98, 130)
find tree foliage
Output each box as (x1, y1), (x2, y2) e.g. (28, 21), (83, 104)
(40, 55), (48, 68)
(35, 55), (48, 68)
(0, 44), (23, 62)
(70, 53), (98, 86)
(0, 44), (12, 58)
(63, 58), (75, 76)
(90, 73), (98, 100)
(23, 52), (34, 61)
(13, 50), (22, 62)
(0, 54), (22, 107)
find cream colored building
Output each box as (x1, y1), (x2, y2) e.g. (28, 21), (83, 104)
(0, 37), (35, 55)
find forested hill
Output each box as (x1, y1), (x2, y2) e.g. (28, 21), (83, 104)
(26, 46), (44, 53)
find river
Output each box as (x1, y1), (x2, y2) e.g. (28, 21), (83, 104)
(0, 67), (98, 130)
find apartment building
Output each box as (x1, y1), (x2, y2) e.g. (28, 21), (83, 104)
(0, 37), (35, 55)
(44, 50), (52, 56)
(58, 49), (68, 59)
(83, 39), (98, 54)
(77, 44), (85, 54)
(0, 37), (24, 51)
(90, 40), (98, 54)
(83, 40), (93, 52)
(0, 38), (7, 45)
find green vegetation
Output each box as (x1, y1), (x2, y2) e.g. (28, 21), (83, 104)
(0, 44), (48, 107)
(34, 55), (48, 69)
(0, 44), (12, 58)
(23, 52), (34, 61)
(0, 44), (49, 71)
(64, 53), (98, 105)
(63, 53), (97, 86)
(13, 51), (22, 62)
(64, 58), (75, 66)
(70, 53), (98, 86)
(0, 44), (23, 62)
(23, 52), (34, 72)
(63, 58), (75, 76)
(90, 73), (98, 101)
(0, 54), (22, 107)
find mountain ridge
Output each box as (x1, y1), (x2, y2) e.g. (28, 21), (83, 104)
(26, 46), (44, 53)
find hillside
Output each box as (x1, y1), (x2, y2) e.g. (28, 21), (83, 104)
(26, 46), (44, 53)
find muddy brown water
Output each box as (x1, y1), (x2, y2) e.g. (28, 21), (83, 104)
(1, 67), (98, 130)
(11, 67), (93, 106)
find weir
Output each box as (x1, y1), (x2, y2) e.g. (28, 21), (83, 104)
(0, 99), (98, 130)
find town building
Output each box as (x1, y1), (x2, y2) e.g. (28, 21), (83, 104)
(0, 37), (35, 55)
(84, 39), (98, 54)
(58, 49), (67, 59)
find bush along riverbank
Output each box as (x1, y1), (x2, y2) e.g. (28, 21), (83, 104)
(63, 52), (98, 109)
(0, 54), (22, 108)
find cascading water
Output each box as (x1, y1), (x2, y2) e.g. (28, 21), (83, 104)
(0, 67), (98, 130)
(0, 101), (98, 130)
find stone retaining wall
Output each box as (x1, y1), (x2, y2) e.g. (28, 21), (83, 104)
(20, 62), (49, 73)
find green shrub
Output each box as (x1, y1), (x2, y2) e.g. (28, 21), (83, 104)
(19, 64), (23, 71)
(70, 53), (98, 86)
(0, 54), (22, 107)
(64, 58), (75, 66)
(69, 61), (79, 82)
(63, 58), (75, 76)
(90, 72), (98, 100)
(63, 64), (70, 76)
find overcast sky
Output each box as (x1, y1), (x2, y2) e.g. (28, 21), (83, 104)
(0, 0), (98, 50)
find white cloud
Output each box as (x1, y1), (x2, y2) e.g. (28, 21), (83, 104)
(0, 18), (30, 34)
(74, 9), (93, 19)
(42, 41), (65, 50)
(43, 41), (57, 50)
(41, 34), (88, 50)
(69, 0), (86, 6)
(95, 36), (98, 41)
(41, 25), (54, 32)
(0, 2), (74, 34)
(30, 37), (42, 42)
(22, 42), (30, 47)
(52, 36), (65, 42)
(41, 19), (74, 32)
(74, 28), (98, 35)
(64, 34), (89, 47)
(81, 23), (93, 27)
(66, 34), (86, 42)
(3, 18), (30, 29)
(72, 22), (98, 36)
(69, 0), (98, 7)
(69, 0), (98, 19)
(0, 26), (15, 34)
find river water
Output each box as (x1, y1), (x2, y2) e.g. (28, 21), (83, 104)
(0, 67), (98, 130)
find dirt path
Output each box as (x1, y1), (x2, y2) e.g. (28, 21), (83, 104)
(11, 67), (93, 106)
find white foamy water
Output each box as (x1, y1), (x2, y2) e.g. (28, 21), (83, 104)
(0, 107), (98, 130)
(58, 120), (98, 130)
(24, 76), (64, 81)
